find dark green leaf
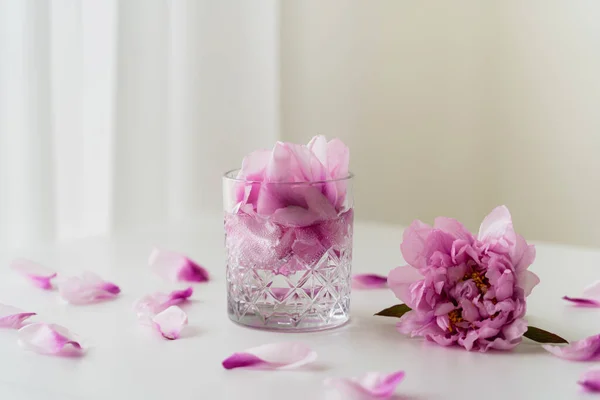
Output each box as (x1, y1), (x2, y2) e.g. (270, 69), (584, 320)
(524, 326), (569, 344)
(374, 304), (412, 318)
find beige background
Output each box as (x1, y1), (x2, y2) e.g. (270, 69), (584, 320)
(281, 1), (600, 247)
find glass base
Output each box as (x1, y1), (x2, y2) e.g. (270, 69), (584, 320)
(226, 248), (352, 332)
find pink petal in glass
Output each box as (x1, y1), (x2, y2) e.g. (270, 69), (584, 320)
(151, 306), (188, 340)
(542, 334), (600, 361)
(352, 274), (388, 289)
(10, 259), (57, 290)
(579, 369), (600, 392)
(325, 371), (405, 399)
(18, 323), (84, 356)
(564, 281), (600, 307)
(58, 272), (121, 305)
(222, 342), (317, 370)
(0, 304), (36, 329)
(149, 248), (209, 283)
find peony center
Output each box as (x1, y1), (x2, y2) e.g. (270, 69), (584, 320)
(464, 271), (489, 294)
(448, 309), (463, 332)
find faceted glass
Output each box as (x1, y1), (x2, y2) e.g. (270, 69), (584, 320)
(223, 170), (354, 331)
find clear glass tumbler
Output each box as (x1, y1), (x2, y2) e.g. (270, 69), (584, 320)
(223, 170), (354, 331)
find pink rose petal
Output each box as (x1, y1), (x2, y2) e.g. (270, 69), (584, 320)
(10, 259), (57, 290)
(564, 281), (600, 307)
(0, 304), (36, 328)
(58, 272), (121, 305)
(542, 334), (600, 361)
(222, 342), (317, 370)
(579, 369), (600, 392)
(149, 248), (209, 283)
(133, 287), (193, 320)
(325, 371), (405, 399)
(151, 306), (188, 340)
(352, 274), (388, 289)
(18, 323), (84, 356)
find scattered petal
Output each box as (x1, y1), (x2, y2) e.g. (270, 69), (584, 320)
(0, 304), (36, 328)
(58, 272), (121, 305)
(18, 323), (84, 356)
(563, 296), (600, 307)
(352, 274), (388, 289)
(10, 259), (57, 290)
(222, 342), (317, 370)
(579, 369), (600, 392)
(543, 334), (600, 361)
(149, 248), (209, 283)
(325, 371), (405, 399)
(564, 281), (600, 307)
(133, 287), (193, 320)
(151, 306), (188, 340)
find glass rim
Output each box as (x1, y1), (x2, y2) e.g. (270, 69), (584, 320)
(223, 168), (354, 185)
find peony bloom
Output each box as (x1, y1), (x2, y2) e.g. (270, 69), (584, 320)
(229, 136), (350, 226)
(388, 206), (539, 352)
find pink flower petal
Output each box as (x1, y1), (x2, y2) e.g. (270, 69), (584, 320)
(563, 296), (600, 307)
(18, 323), (84, 356)
(387, 266), (423, 308)
(222, 342), (317, 370)
(564, 281), (600, 307)
(151, 306), (188, 340)
(352, 274), (388, 289)
(584, 281), (600, 299)
(58, 272), (121, 305)
(579, 369), (600, 392)
(543, 334), (600, 361)
(133, 287), (193, 320)
(477, 205), (517, 253)
(149, 248), (209, 283)
(400, 221), (433, 270)
(325, 371), (405, 399)
(0, 304), (36, 328)
(10, 259), (57, 290)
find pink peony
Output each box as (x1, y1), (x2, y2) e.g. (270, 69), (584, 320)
(388, 206), (539, 352)
(231, 136), (350, 227)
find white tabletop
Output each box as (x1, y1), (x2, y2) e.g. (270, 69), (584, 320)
(1, 213), (599, 400)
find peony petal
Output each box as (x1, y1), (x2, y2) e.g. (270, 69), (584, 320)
(543, 334), (600, 361)
(518, 270), (540, 297)
(222, 342), (317, 370)
(0, 304), (36, 328)
(563, 281), (600, 307)
(400, 220), (433, 270)
(579, 369), (600, 392)
(151, 306), (188, 340)
(477, 205), (517, 253)
(10, 259), (57, 290)
(583, 281), (600, 299)
(18, 323), (84, 356)
(387, 266), (423, 307)
(325, 371), (405, 399)
(563, 296), (600, 307)
(58, 272), (120, 305)
(352, 274), (387, 289)
(149, 248), (209, 283)
(433, 217), (474, 242)
(133, 287), (193, 320)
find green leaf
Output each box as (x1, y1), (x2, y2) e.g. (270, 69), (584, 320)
(524, 326), (569, 344)
(374, 304), (412, 318)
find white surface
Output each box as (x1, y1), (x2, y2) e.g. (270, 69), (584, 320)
(0, 214), (599, 400)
